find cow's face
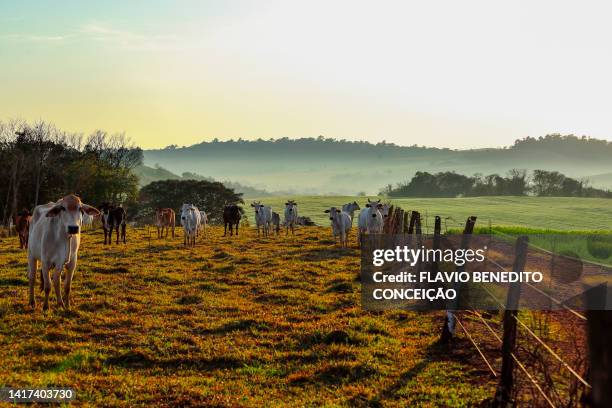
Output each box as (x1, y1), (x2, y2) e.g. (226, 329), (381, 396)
(181, 204), (196, 221)
(251, 202), (264, 214)
(47, 194), (100, 235)
(285, 201), (297, 213)
(324, 207), (341, 221)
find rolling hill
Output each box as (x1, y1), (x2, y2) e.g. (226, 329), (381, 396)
(143, 135), (612, 195)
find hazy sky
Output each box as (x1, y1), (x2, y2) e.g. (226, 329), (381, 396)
(1, 0), (611, 149)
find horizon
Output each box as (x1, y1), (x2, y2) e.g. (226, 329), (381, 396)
(2, 1), (612, 149)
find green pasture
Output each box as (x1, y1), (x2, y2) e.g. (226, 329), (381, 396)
(247, 196), (612, 232)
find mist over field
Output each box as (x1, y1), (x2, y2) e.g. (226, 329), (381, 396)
(143, 136), (612, 195)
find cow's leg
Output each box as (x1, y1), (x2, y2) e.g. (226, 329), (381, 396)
(122, 224), (126, 243)
(27, 257), (37, 309)
(115, 224), (120, 244)
(41, 262), (52, 311)
(63, 261), (75, 309)
(52, 265), (64, 308)
(236, 222), (239, 236)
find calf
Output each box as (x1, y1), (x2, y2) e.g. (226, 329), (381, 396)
(358, 199), (388, 238)
(199, 210), (208, 238)
(99, 203), (127, 244)
(283, 200), (298, 235)
(14, 208), (31, 249)
(271, 212), (281, 235)
(82, 213), (94, 230)
(251, 201), (272, 237)
(180, 203), (201, 247)
(155, 208), (175, 238)
(342, 201), (361, 225)
(223, 204), (241, 236)
(27, 194), (99, 310)
(324, 206), (352, 248)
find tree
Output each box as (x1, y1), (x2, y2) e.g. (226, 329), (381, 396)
(139, 179), (244, 224)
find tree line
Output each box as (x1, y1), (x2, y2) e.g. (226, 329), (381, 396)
(0, 119), (244, 226)
(382, 169), (612, 198)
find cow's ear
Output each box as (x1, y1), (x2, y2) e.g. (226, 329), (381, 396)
(46, 205), (64, 217)
(82, 204), (100, 216)
(336, 209), (341, 213)
(377, 204), (383, 209)
(324, 209), (330, 213)
(251, 203), (255, 207)
(285, 202), (289, 205)
(365, 203), (371, 207)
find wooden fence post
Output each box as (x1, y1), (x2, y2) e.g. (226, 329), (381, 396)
(493, 235), (529, 407)
(441, 216), (478, 342)
(403, 211), (409, 233)
(408, 211), (418, 234)
(431, 216), (441, 275)
(585, 284), (611, 408)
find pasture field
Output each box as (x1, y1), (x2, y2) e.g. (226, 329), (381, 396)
(248, 196), (612, 231)
(0, 226), (496, 407)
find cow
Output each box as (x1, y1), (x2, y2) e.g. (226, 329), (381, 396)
(324, 207), (352, 248)
(99, 203), (127, 245)
(283, 200), (298, 235)
(251, 201), (272, 237)
(358, 199), (390, 243)
(180, 203), (201, 247)
(223, 204), (241, 236)
(296, 216), (316, 226)
(342, 201), (361, 225)
(27, 194), (99, 310)
(82, 213), (94, 230)
(271, 212), (281, 235)
(14, 208), (31, 249)
(155, 208), (175, 239)
(198, 210), (208, 238)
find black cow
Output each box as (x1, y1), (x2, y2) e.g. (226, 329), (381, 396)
(223, 204), (241, 236)
(99, 203), (127, 244)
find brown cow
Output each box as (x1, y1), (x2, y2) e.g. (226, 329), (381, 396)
(14, 209), (31, 249)
(155, 208), (175, 238)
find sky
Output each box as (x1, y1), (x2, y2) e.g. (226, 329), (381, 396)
(1, 0), (611, 149)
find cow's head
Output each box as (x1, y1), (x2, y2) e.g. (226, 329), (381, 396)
(46, 194), (100, 235)
(99, 202), (113, 214)
(181, 203), (196, 221)
(285, 200), (297, 213)
(251, 201), (264, 214)
(324, 207), (341, 221)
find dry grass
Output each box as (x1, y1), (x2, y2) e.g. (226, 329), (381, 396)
(0, 226), (495, 407)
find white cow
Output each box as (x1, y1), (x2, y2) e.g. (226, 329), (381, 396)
(358, 199), (389, 242)
(251, 201), (272, 237)
(198, 210), (208, 238)
(324, 206), (352, 248)
(27, 194), (99, 310)
(284, 200), (298, 235)
(180, 203), (201, 247)
(82, 213), (94, 230)
(342, 201), (361, 225)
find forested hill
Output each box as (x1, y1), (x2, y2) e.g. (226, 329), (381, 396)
(143, 135), (612, 195)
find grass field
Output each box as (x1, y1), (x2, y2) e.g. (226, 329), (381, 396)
(0, 226), (496, 407)
(248, 196), (612, 232)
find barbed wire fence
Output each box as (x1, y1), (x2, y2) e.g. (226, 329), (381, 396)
(382, 207), (609, 407)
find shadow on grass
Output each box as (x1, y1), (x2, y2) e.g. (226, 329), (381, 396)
(289, 247), (358, 261)
(0, 277), (28, 286)
(196, 319), (272, 335)
(104, 350), (251, 370)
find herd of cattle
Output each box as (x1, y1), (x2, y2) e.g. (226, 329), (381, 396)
(7, 194), (389, 311)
